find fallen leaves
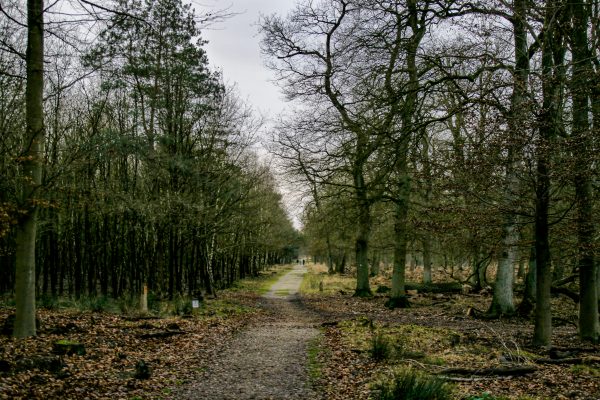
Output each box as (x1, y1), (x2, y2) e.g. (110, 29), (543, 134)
(0, 291), (262, 400)
(300, 267), (600, 400)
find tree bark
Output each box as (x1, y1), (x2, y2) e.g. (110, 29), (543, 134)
(354, 167), (372, 297)
(14, 0), (44, 339)
(388, 0), (422, 307)
(422, 238), (432, 285)
(533, 0), (566, 346)
(421, 133), (433, 285)
(388, 159), (410, 308)
(370, 250), (380, 277)
(488, 0), (529, 317)
(517, 243), (537, 316)
(571, 0), (600, 342)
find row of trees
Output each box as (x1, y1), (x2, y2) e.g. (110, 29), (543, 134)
(0, 0), (298, 337)
(262, 0), (600, 344)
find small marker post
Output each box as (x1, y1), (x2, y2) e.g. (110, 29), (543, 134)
(141, 284), (148, 313)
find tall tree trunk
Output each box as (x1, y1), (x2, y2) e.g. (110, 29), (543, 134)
(388, 1), (422, 307)
(421, 133), (433, 285)
(353, 165), (372, 297)
(469, 243), (483, 291)
(518, 242), (537, 316)
(370, 250), (380, 277)
(388, 160), (411, 308)
(534, 130), (552, 346)
(533, 0), (566, 346)
(422, 237), (432, 285)
(571, 0), (599, 342)
(338, 250), (346, 274)
(592, 15), (600, 303)
(489, 214), (518, 315)
(308, 179), (334, 274)
(14, 0), (44, 338)
(325, 237), (334, 274)
(168, 226), (175, 300)
(489, 0), (529, 317)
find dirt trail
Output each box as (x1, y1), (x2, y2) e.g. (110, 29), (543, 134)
(180, 265), (321, 399)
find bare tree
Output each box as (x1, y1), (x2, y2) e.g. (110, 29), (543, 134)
(13, 0), (44, 338)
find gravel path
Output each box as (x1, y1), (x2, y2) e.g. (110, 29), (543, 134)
(181, 265), (321, 399)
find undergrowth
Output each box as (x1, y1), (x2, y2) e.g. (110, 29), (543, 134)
(16, 267), (293, 318)
(371, 368), (453, 400)
(370, 330), (392, 361)
(300, 264), (355, 295)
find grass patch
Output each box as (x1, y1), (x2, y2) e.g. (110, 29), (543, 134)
(370, 330), (392, 361)
(196, 299), (254, 318)
(231, 265), (293, 294)
(300, 264), (355, 295)
(10, 265), (293, 318)
(371, 368), (453, 400)
(29, 291), (256, 320)
(339, 319), (460, 364)
(570, 364), (600, 376)
(307, 334), (324, 383)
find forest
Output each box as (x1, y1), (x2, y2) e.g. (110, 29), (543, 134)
(262, 0), (600, 345)
(0, 0), (299, 337)
(0, 0), (599, 399)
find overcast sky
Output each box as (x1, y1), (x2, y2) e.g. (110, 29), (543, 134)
(199, 1), (303, 227)
(201, 0), (296, 120)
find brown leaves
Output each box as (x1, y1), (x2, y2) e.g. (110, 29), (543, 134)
(301, 274), (600, 400)
(0, 298), (259, 400)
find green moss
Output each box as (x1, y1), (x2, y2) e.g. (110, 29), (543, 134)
(570, 364), (600, 376)
(423, 356), (446, 366)
(53, 340), (86, 355)
(55, 339), (78, 345)
(307, 334), (323, 383)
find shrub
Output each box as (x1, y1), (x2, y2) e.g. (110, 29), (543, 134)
(172, 294), (192, 316)
(118, 296), (138, 315)
(147, 292), (161, 313)
(370, 331), (392, 361)
(371, 369), (453, 400)
(38, 294), (59, 310)
(87, 296), (110, 312)
(76, 296), (111, 313)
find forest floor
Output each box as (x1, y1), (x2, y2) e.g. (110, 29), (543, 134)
(0, 266), (295, 400)
(301, 264), (600, 400)
(1, 264), (599, 400)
